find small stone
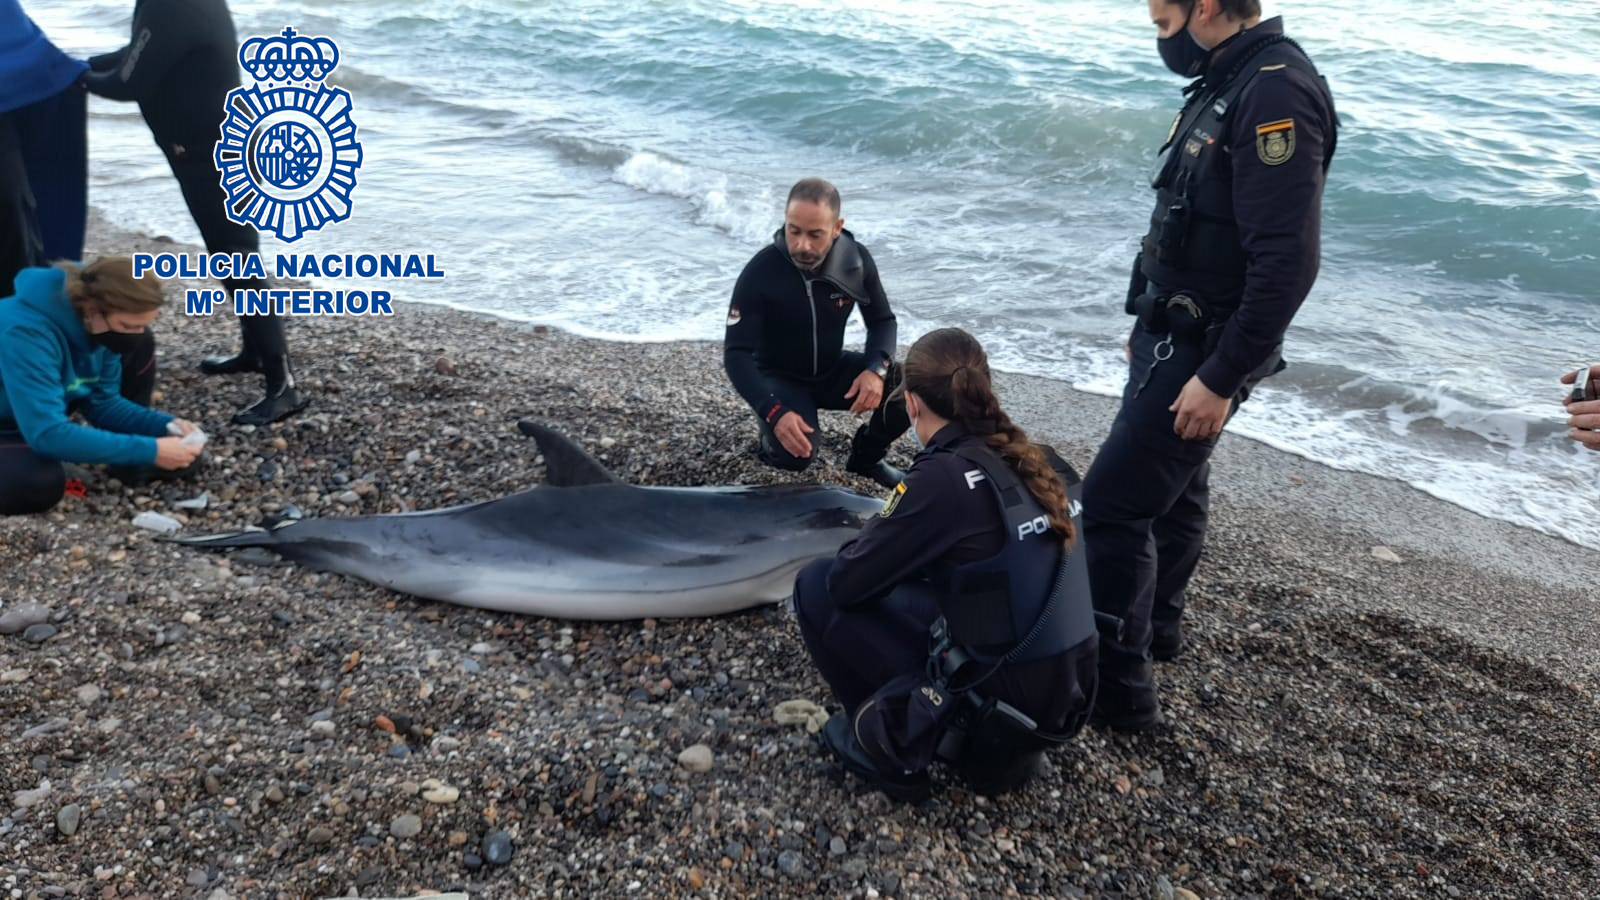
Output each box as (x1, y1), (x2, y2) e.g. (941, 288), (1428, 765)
(75, 684), (102, 704)
(829, 836), (846, 856)
(434, 356), (456, 375)
(1, 669), (28, 683)
(0, 603), (51, 634)
(55, 803), (81, 836)
(22, 623), (57, 644)
(180, 612), (201, 625)
(310, 720), (336, 738)
(390, 814), (422, 839)
(421, 779), (459, 804)
(131, 511), (181, 533)
(1371, 545), (1403, 563)
(265, 785), (285, 804)
(187, 869), (210, 888)
(599, 436), (617, 449)
(432, 736), (460, 754)
(777, 849), (805, 878)
(677, 743), (714, 774)
(404, 450), (422, 465)
(447, 830), (469, 847)
(688, 868), (704, 890)
(202, 773), (221, 796)
(307, 826), (334, 844)
(482, 830), (513, 865)
(337, 491), (361, 506)
(462, 853), (483, 872)
(388, 744), (410, 759)
(1174, 890), (1201, 900)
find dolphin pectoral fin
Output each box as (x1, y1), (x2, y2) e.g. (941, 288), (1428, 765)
(160, 528), (280, 549)
(516, 420), (622, 487)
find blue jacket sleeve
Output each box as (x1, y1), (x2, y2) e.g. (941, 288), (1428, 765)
(82, 350), (174, 438)
(0, 324), (160, 466)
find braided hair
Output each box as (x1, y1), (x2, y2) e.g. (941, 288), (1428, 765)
(901, 327), (1074, 550)
(52, 257), (164, 321)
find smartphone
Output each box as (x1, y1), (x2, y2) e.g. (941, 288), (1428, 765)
(1572, 367), (1596, 404)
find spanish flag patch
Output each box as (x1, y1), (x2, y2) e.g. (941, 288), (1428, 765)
(1255, 119), (1296, 166)
(879, 481), (907, 517)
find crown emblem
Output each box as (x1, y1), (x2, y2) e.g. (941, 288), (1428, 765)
(239, 27), (340, 84)
(214, 26), (363, 243)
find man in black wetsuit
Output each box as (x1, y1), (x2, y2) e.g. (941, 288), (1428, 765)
(1084, 0), (1337, 733)
(723, 178), (910, 489)
(83, 0), (309, 427)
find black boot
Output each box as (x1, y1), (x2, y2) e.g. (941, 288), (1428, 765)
(844, 439), (905, 489)
(1151, 623), (1185, 661)
(232, 355), (309, 426)
(818, 713), (931, 803)
(1089, 660), (1164, 734)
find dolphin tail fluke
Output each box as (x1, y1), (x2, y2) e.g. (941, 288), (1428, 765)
(516, 420), (622, 487)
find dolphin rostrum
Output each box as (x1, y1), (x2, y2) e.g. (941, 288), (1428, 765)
(163, 421), (885, 620)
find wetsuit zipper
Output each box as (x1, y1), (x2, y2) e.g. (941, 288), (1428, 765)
(802, 273), (819, 375)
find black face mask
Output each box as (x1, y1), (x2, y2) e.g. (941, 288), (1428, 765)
(1157, 7), (1212, 77)
(89, 329), (146, 355)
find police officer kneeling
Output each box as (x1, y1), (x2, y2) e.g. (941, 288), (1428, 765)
(791, 327), (1098, 801)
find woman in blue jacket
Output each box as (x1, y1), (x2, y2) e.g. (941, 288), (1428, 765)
(0, 257), (202, 514)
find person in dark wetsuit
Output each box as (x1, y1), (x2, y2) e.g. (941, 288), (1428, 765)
(82, 0), (310, 427)
(793, 328), (1097, 801)
(1084, 0), (1338, 733)
(723, 177), (911, 489)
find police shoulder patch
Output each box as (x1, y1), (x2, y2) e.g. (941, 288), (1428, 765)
(878, 481), (906, 517)
(1255, 118), (1296, 166)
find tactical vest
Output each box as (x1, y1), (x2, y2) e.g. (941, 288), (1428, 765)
(928, 443), (1095, 665)
(1139, 36), (1338, 308)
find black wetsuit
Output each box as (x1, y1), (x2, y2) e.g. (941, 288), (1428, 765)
(81, 0), (290, 381)
(723, 228), (910, 473)
(1083, 17), (1338, 728)
(794, 424), (1096, 794)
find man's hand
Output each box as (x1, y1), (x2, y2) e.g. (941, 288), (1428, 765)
(774, 411), (815, 459)
(844, 369), (885, 416)
(1563, 365), (1600, 452)
(1170, 376), (1231, 441)
(154, 437), (202, 471)
(167, 419), (200, 437)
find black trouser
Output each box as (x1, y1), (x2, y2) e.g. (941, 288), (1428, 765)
(0, 113), (40, 299)
(755, 353), (910, 471)
(793, 557), (940, 713)
(119, 330), (158, 407)
(1081, 328), (1261, 692)
(166, 149), (286, 365)
(0, 429), (65, 516)
(793, 558), (1095, 789)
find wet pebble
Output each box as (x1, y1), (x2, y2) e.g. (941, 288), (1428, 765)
(55, 803), (80, 837)
(390, 814), (422, 839)
(777, 849), (806, 878)
(0, 603), (51, 635)
(22, 623), (57, 644)
(677, 743), (714, 773)
(482, 830), (513, 866)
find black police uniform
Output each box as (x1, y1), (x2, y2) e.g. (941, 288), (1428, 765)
(793, 423), (1097, 797)
(82, 0), (307, 426)
(1083, 17), (1338, 729)
(723, 228), (910, 485)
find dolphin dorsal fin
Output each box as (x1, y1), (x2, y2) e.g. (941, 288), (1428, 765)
(516, 420), (622, 487)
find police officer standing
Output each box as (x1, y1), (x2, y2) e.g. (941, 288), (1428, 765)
(724, 178), (910, 489)
(1084, 0), (1338, 732)
(793, 327), (1097, 800)
(83, 0), (310, 427)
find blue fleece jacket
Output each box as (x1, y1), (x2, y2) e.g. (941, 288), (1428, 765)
(0, 266), (174, 465)
(0, 0), (88, 114)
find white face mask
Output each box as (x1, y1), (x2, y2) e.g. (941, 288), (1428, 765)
(907, 398), (924, 450)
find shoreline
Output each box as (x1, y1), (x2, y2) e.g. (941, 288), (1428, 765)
(1, 215), (1597, 897)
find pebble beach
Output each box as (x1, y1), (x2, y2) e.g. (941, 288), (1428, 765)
(2, 217), (1598, 899)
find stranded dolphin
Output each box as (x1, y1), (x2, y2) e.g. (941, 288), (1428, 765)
(163, 421), (885, 620)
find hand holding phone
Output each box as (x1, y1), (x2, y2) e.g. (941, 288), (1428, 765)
(1568, 366), (1597, 404)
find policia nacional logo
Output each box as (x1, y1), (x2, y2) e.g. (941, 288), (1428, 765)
(1255, 118), (1296, 166)
(214, 27), (364, 243)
